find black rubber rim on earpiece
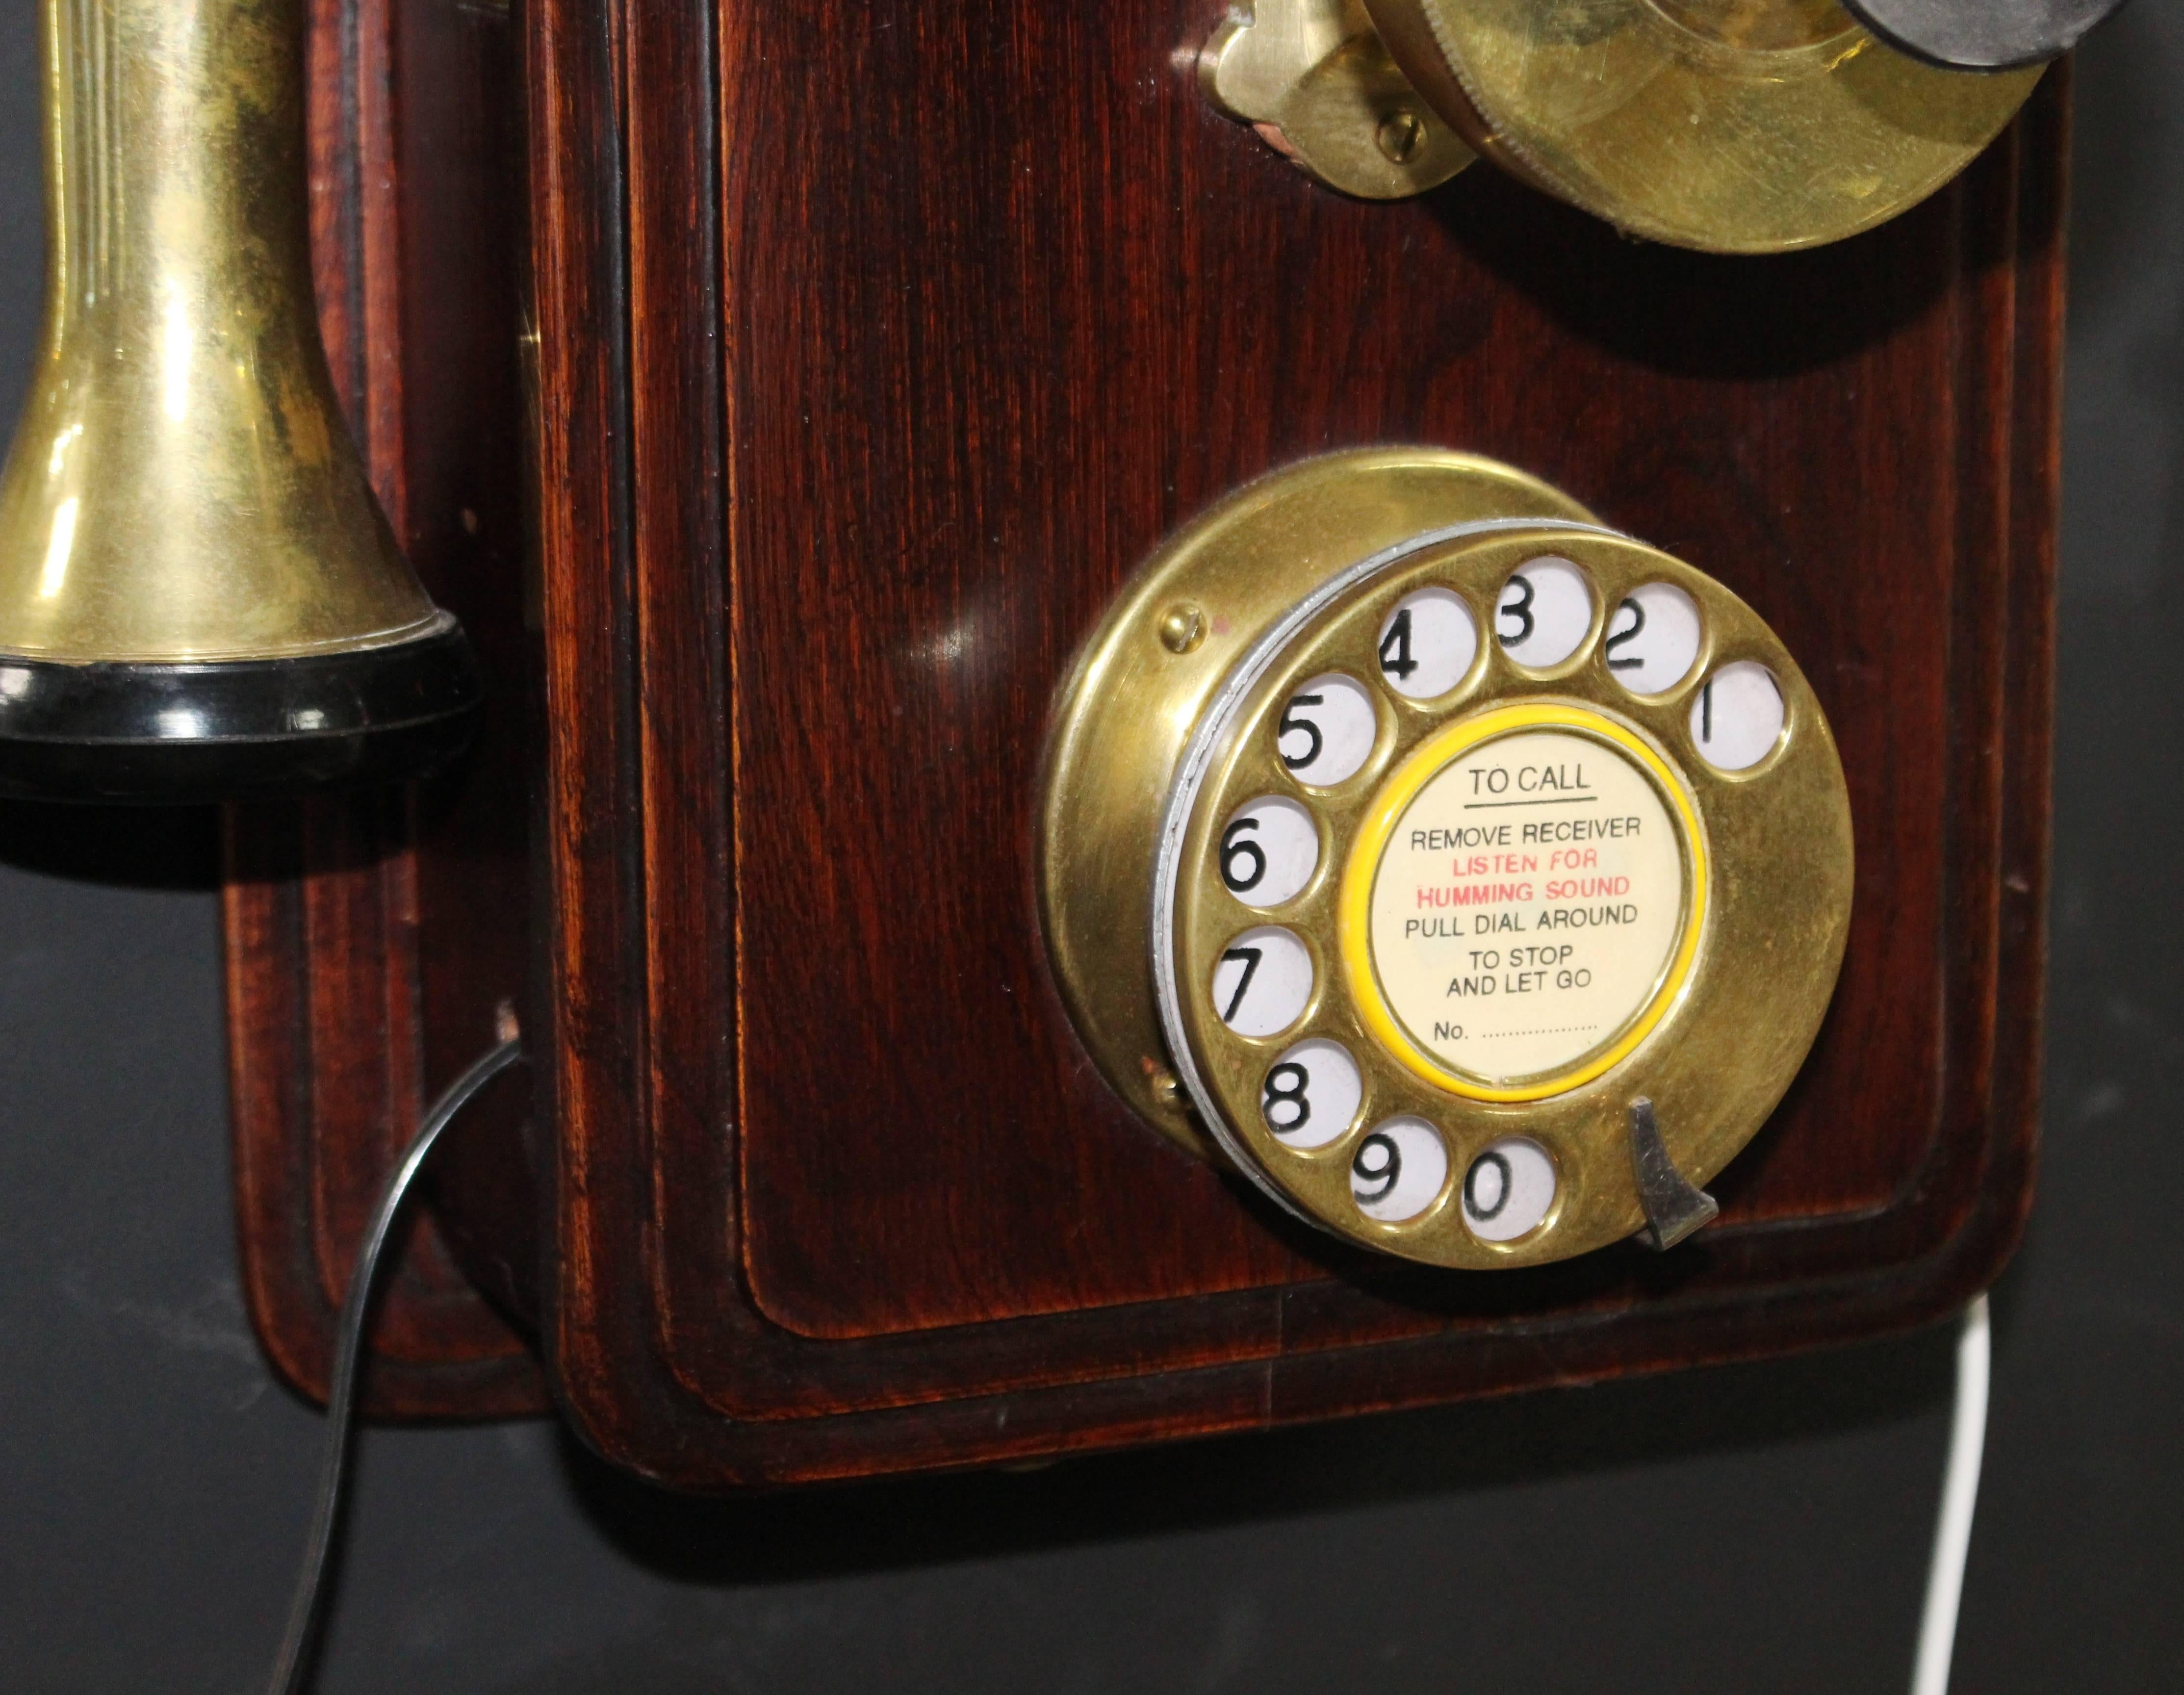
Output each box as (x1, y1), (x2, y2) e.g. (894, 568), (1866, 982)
(0, 616), (482, 803)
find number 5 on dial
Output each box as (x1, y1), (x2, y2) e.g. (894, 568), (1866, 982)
(1273, 675), (1375, 787)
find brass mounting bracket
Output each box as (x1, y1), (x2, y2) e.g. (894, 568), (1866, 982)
(1197, 0), (1473, 201)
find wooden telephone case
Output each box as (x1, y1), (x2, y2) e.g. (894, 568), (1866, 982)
(225, 0), (2063, 1489)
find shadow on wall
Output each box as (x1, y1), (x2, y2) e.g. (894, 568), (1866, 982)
(0, 798), (219, 891)
(2062, 1), (2184, 606)
(551, 1320), (1959, 1590)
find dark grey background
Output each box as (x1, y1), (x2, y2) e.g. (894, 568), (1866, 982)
(2, 9), (2178, 1692)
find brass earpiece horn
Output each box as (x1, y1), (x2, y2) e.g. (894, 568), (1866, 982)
(0, 0), (479, 800)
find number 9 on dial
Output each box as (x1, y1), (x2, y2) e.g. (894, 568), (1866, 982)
(1351, 1118), (1448, 1222)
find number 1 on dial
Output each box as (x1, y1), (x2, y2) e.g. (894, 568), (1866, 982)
(1690, 661), (1785, 771)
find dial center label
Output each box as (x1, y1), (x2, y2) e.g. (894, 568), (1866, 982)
(1345, 710), (1702, 1100)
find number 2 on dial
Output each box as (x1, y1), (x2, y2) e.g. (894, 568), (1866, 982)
(1605, 597), (1644, 670)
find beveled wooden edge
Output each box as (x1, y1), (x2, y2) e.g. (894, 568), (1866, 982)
(515, 0), (2061, 1482)
(225, 803), (546, 1418)
(223, 0), (546, 1419)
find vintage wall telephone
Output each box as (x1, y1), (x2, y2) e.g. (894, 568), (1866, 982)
(0, 0), (2090, 1490)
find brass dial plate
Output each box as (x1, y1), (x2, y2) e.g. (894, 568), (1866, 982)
(1362, 0), (2042, 253)
(1154, 526), (1852, 1267)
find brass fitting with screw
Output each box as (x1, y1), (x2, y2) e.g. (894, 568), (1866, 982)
(1196, 0), (1471, 201)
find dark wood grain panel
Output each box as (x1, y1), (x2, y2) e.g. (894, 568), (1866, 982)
(724, 46), (1978, 1338)
(711, 5), (2017, 1338)
(521, 0), (657, 1452)
(489, 0), (2065, 1481)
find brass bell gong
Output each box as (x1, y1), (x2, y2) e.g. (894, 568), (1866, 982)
(1361, 0), (2046, 251)
(0, 0), (478, 800)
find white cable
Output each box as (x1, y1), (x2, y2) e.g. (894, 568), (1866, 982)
(1911, 1295), (1992, 1695)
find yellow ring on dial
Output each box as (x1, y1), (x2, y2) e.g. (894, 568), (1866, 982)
(1337, 700), (1709, 1104)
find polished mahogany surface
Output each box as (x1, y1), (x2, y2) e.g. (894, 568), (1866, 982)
(229, 0), (2061, 1487)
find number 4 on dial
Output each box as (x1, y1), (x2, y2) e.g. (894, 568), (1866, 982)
(1377, 589), (1476, 701)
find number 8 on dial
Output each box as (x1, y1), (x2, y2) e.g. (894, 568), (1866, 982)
(1261, 1038), (1361, 1149)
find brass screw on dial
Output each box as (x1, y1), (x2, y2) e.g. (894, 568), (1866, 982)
(1376, 109), (1427, 164)
(1159, 604), (1208, 655)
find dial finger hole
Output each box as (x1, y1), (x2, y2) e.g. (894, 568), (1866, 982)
(1261, 1038), (1362, 1150)
(1275, 673), (1376, 788)
(1496, 557), (1592, 669)
(1604, 582), (1701, 695)
(1211, 925), (1313, 1038)
(1217, 796), (1319, 909)
(1350, 1117), (1449, 1223)
(1461, 1137), (1559, 1243)
(1377, 587), (1478, 701)
(1690, 661), (1786, 772)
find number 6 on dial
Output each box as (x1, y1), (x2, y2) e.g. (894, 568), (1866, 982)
(1217, 797), (1317, 908)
